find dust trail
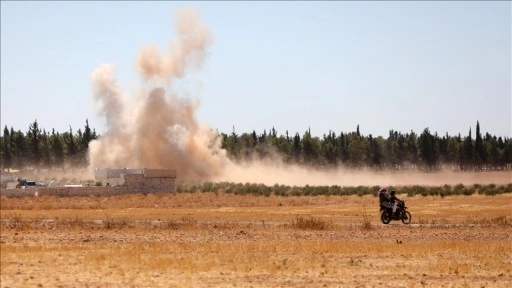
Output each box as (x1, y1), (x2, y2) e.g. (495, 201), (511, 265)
(89, 8), (227, 181)
(217, 159), (512, 186)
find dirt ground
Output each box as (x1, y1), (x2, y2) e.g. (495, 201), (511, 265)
(1, 193), (511, 288)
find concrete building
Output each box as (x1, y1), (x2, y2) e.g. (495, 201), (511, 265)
(94, 168), (177, 193)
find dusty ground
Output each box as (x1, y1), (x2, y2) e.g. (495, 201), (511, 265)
(1, 193), (511, 288)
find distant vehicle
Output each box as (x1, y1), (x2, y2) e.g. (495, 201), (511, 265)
(16, 179), (48, 189)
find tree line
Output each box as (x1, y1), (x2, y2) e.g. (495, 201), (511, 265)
(1, 120), (511, 172)
(1, 119), (97, 171)
(220, 121), (512, 171)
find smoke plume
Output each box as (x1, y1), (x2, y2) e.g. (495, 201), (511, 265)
(136, 8), (211, 81)
(89, 8), (228, 181)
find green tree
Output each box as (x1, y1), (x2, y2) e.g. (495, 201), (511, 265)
(12, 130), (27, 170)
(484, 133), (498, 169)
(321, 131), (337, 165)
(81, 119), (93, 150)
(302, 129), (321, 164)
(418, 128), (439, 170)
(446, 135), (462, 169)
(337, 132), (349, 164)
(40, 129), (51, 167)
(271, 134), (293, 162)
(474, 121), (486, 168)
(63, 126), (78, 166)
(292, 133), (301, 161)
(502, 138), (512, 168)
(1, 126), (13, 171)
(50, 129), (64, 169)
(26, 119), (41, 168)
(404, 131), (418, 168)
(386, 130), (402, 168)
(237, 132), (254, 159)
(75, 128), (89, 167)
(369, 134), (383, 168)
(251, 130), (258, 147)
(346, 131), (368, 167)
(461, 128), (473, 170)
(438, 133), (449, 163)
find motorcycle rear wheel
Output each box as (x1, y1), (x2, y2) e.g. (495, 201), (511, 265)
(401, 211), (412, 224)
(381, 211), (391, 224)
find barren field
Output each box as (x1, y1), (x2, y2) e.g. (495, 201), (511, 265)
(1, 192), (511, 288)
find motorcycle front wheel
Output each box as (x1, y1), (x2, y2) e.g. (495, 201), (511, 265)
(381, 211), (391, 224)
(401, 211), (412, 224)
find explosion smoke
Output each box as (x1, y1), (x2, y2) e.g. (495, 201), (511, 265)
(88, 8), (510, 187)
(89, 9), (227, 181)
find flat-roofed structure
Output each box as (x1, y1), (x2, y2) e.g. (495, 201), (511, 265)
(94, 168), (177, 193)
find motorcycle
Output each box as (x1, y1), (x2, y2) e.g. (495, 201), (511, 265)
(380, 201), (411, 224)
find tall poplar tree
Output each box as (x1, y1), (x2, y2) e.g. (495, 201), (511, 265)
(27, 120), (41, 168)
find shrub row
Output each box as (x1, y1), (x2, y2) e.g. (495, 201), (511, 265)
(177, 182), (512, 197)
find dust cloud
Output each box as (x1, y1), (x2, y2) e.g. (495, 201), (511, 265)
(89, 8), (227, 181)
(88, 8), (511, 186)
(216, 158), (511, 187)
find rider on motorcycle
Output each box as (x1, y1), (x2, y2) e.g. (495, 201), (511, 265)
(377, 187), (393, 209)
(377, 187), (403, 217)
(389, 190), (403, 217)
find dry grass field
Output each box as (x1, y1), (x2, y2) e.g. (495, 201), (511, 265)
(1, 192), (511, 287)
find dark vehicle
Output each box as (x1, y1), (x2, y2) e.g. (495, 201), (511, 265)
(380, 201), (411, 224)
(15, 179), (47, 189)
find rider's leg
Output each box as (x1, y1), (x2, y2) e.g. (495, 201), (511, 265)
(392, 202), (397, 215)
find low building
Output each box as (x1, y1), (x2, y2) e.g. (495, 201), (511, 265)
(94, 168), (177, 193)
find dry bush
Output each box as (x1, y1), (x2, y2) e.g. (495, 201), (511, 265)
(472, 216), (511, 226)
(102, 216), (134, 229)
(65, 216), (89, 229)
(211, 221), (239, 230)
(180, 217), (198, 227)
(148, 219), (179, 230)
(151, 217), (199, 230)
(291, 216), (332, 230)
(361, 207), (373, 230)
(1, 213), (28, 230)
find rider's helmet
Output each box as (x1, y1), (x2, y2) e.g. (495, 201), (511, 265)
(391, 190), (396, 196)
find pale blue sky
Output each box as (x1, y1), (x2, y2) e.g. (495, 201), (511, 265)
(1, 1), (511, 138)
